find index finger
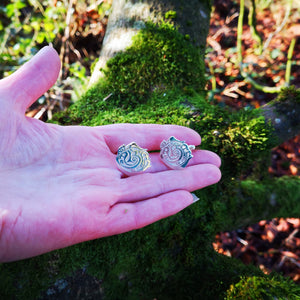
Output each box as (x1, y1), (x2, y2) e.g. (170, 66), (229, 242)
(100, 123), (201, 153)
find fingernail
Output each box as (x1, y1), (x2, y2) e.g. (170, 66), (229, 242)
(191, 193), (199, 203)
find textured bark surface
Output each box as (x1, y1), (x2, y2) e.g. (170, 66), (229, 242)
(262, 100), (300, 144)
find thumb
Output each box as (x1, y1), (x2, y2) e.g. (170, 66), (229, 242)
(1, 46), (61, 113)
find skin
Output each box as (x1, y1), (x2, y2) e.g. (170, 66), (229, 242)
(0, 46), (221, 262)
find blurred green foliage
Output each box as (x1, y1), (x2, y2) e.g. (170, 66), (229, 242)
(0, 0), (111, 103)
(0, 0), (66, 78)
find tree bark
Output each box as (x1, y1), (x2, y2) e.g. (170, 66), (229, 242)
(262, 98), (300, 144)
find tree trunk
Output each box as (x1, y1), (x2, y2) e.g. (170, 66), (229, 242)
(90, 0), (300, 147)
(89, 0), (211, 85)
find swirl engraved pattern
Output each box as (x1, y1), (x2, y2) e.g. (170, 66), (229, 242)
(116, 143), (151, 173)
(160, 136), (194, 169)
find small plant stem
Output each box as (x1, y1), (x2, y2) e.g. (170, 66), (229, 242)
(237, 0), (244, 66)
(240, 70), (282, 93)
(285, 38), (296, 86)
(237, 0), (294, 94)
(28, 0), (45, 15)
(208, 62), (217, 91)
(248, 0), (262, 54)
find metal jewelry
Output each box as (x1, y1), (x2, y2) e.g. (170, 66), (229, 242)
(160, 136), (195, 169)
(116, 142), (151, 173)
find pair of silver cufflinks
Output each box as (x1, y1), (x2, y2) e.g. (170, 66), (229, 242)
(116, 136), (195, 173)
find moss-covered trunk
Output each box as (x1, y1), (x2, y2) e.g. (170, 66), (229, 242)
(1, 1), (300, 299)
(89, 0), (211, 85)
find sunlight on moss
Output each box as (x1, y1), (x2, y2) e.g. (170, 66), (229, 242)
(225, 275), (300, 299)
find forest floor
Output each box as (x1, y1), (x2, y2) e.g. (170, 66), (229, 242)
(208, 0), (300, 284)
(25, 0), (300, 287)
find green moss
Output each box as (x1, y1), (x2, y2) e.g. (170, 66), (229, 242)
(225, 275), (300, 299)
(192, 107), (274, 179)
(0, 253), (62, 299)
(100, 21), (205, 107)
(219, 176), (300, 230)
(242, 176), (300, 215)
(53, 20), (206, 127)
(276, 86), (300, 103)
(164, 10), (177, 19)
(55, 21), (222, 147)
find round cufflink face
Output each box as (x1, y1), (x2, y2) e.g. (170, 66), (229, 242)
(116, 142), (151, 173)
(160, 136), (195, 169)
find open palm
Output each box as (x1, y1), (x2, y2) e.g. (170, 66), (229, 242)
(0, 47), (221, 262)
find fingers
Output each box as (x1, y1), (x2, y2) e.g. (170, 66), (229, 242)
(104, 190), (194, 235)
(0, 46), (61, 113)
(192, 150), (221, 168)
(101, 124), (201, 153)
(117, 164), (221, 203)
(148, 149), (221, 173)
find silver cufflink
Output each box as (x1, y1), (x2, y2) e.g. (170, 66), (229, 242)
(160, 136), (195, 169)
(116, 142), (151, 173)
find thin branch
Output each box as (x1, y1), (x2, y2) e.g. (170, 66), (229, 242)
(237, 0), (245, 66)
(248, 0), (262, 54)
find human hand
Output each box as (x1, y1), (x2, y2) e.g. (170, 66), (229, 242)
(0, 46), (221, 262)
